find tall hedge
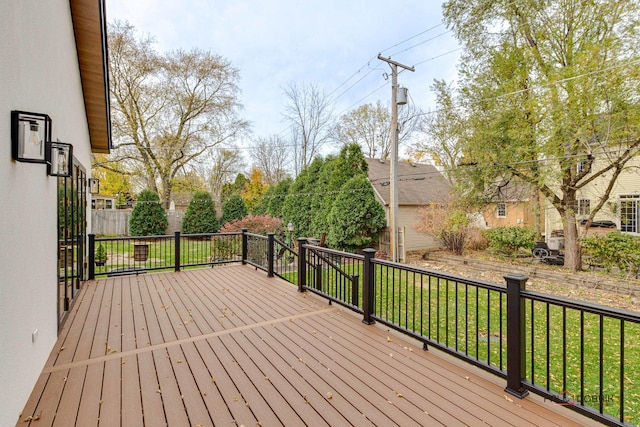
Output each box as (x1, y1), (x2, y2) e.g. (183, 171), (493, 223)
(326, 174), (386, 251)
(220, 193), (248, 226)
(182, 191), (218, 234)
(129, 189), (168, 236)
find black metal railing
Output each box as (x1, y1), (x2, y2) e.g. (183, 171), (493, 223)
(303, 243), (363, 311)
(87, 232), (639, 426)
(88, 230), (246, 278)
(293, 239), (639, 427)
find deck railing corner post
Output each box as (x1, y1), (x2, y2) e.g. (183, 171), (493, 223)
(174, 231), (181, 272)
(267, 233), (275, 277)
(362, 248), (376, 325)
(88, 233), (95, 280)
(504, 273), (529, 399)
(297, 238), (307, 292)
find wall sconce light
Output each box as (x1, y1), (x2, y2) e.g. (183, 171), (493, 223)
(89, 178), (100, 194)
(11, 110), (51, 163)
(46, 141), (73, 177)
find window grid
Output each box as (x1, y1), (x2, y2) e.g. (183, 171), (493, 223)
(577, 199), (590, 216)
(497, 203), (506, 218)
(620, 196), (639, 233)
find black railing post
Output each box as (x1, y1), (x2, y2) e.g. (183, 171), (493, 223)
(297, 238), (307, 292)
(362, 248), (376, 325)
(241, 228), (248, 265)
(174, 231), (181, 272)
(504, 273), (529, 399)
(88, 233), (95, 280)
(351, 274), (359, 307)
(315, 261), (322, 290)
(267, 233), (275, 277)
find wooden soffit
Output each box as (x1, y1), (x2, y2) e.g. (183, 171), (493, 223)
(70, 0), (112, 153)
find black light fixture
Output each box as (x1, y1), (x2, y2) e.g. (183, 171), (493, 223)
(89, 177), (100, 194)
(11, 110), (51, 163)
(46, 141), (73, 177)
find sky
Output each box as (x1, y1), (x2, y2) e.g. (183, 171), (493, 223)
(106, 0), (461, 157)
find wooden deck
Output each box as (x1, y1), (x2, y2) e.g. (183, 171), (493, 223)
(17, 265), (600, 426)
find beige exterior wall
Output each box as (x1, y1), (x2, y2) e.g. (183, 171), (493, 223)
(0, 1), (93, 422)
(544, 157), (640, 236)
(399, 205), (441, 251)
(483, 202), (533, 228)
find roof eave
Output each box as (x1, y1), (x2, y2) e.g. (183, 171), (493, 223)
(70, 0), (112, 153)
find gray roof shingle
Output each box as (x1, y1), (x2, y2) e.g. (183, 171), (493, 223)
(365, 158), (451, 206)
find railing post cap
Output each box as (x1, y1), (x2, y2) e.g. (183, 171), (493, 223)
(504, 273), (528, 283)
(363, 248), (377, 255)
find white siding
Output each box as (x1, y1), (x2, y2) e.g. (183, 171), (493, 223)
(0, 0), (93, 422)
(544, 157), (640, 234)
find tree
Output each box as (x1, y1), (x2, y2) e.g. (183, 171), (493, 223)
(107, 21), (249, 208)
(409, 80), (466, 185)
(221, 173), (249, 204)
(91, 153), (133, 207)
(205, 148), (244, 204)
(253, 177), (292, 217)
(415, 197), (471, 255)
(326, 174), (386, 251)
(241, 168), (268, 213)
(220, 193), (248, 226)
(182, 191), (218, 234)
(129, 189), (168, 236)
(282, 81), (334, 175)
(311, 144), (368, 235)
(438, 0), (640, 270)
(334, 100), (424, 160)
(171, 170), (208, 194)
(281, 158), (326, 238)
(249, 135), (290, 184)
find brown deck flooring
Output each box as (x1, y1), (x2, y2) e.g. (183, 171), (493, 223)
(17, 265), (600, 426)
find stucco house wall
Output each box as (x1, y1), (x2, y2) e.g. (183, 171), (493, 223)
(0, 1), (108, 422)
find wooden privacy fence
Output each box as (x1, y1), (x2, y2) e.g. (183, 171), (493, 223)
(91, 209), (184, 236)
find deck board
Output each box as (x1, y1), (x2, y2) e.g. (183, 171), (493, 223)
(17, 265), (601, 427)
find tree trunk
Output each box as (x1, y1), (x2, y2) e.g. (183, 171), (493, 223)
(562, 210), (581, 272)
(531, 189), (542, 239)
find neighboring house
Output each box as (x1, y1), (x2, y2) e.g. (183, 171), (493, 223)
(365, 158), (451, 256)
(91, 194), (117, 210)
(544, 156), (640, 238)
(0, 0), (110, 422)
(482, 180), (545, 231)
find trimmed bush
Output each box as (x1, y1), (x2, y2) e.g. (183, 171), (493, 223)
(582, 231), (640, 275)
(482, 226), (536, 256)
(182, 191), (218, 234)
(326, 174), (386, 252)
(129, 189), (168, 236)
(221, 193), (248, 225)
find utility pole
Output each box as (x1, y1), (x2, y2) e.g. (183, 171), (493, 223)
(377, 54), (414, 262)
